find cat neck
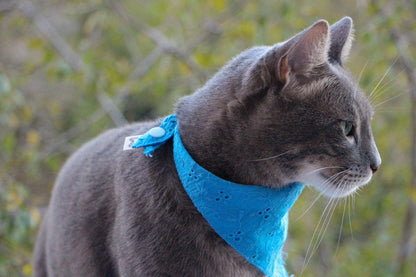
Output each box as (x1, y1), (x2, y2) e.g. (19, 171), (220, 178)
(132, 114), (305, 276)
(176, 97), (294, 187)
(172, 122), (304, 277)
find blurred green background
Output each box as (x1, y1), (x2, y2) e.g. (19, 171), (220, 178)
(0, 0), (415, 276)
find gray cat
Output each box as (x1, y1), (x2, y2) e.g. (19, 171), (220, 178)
(33, 17), (381, 276)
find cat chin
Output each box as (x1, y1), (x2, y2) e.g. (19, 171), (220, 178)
(297, 166), (372, 198)
(304, 174), (359, 198)
(317, 183), (359, 198)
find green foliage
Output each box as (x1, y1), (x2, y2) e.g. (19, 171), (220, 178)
(0, 181), (39, 276)
(0, 0), (415, 276)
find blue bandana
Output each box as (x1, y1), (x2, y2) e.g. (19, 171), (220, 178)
(132, 115), (304, 277)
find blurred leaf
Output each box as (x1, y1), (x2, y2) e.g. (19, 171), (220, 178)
(2, 134), (16, 154)
(22, 263), (32, 276)
(26, 130), (41, 148)
(0, 74), (11, 95)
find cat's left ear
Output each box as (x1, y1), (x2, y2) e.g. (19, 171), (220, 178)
(328, 17), (354, 65)
(279, 20), (330, 83)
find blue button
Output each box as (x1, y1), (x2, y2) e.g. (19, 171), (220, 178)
(148, 127), (166, 138)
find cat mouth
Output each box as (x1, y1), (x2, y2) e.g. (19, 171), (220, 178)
(316, 170), (372, 198)
(300, 166), (372, 198)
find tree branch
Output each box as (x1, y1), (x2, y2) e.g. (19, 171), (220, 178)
(19, 0), (87, 72)
(0, 0), (17, 13)
(369, 1), (416, 272)
(391, 29), (416, 274)
(116, 47), (163, 100)
(38, 0), (250, 159)
(107, 0), (207, 80)
(39, 48), (162, 160)
(97, 92), (128, 126)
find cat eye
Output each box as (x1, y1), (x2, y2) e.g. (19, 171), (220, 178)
(340, 121), (354, 137)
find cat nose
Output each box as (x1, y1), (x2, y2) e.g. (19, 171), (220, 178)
(370, 162), (380, 173)
(368, 140), (381, 174)
(369, 149), (381, 173)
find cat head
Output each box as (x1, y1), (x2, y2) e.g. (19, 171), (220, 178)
(177, 17), (381, 198)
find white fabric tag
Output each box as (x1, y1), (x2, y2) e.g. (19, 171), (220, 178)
(123, 135), (142, 151)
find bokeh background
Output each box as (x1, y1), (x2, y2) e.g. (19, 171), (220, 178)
(0, 0), (415, 276)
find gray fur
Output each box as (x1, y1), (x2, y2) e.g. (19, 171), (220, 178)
(33, 18), (380, 276)
(329, 16), (354, 65)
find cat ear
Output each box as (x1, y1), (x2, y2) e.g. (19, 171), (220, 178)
(328, 17), (354, 65)
(279, 20), (330, 82)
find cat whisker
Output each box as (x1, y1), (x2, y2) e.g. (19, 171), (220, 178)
(335, 191), (348, 256)
(370, 74), (405, 107)
(348, 194), (354, 240)
(300, 173), (346, 274)
(320, 169), (349, 188)
(294, 191), (324, 222)
(294, 181), (335, 223)
(301, 196), (335, 275)
(321, 180), (349, 257)
(357, 58), (370, 83)
(368, 66), (404, 103)
(247, 150), (292, 162)
(368, 68), (405, 104)
(294, 170), (346, 222)
(301, 170), (351, 274)
(373, 92), (406, 109)
(302, 193), (340, 275)
(353, 185), (363, 196)
(368, 56), (399, 100)
(308, 180), (345, 256)
(304, 166), (343, 176)
(375, 107), (407, 114)
(369, 74), (401, 105)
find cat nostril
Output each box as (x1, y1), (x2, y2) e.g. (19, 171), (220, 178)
(370, 163), (380, 173)
(369, 148), (382, 174)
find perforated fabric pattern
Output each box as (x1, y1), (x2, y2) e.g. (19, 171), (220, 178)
(132, 114), (305, 277)
(172, 126), (304, 277)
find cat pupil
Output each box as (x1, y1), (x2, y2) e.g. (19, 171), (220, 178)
(340, 121), (354, 137)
